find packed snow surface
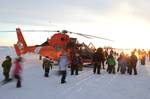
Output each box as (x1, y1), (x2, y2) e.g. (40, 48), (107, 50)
(0, 46), (150, 99)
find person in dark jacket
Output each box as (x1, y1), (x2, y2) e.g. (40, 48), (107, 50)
(97, 48), (106, 69)
(117, 53), (123, 72)
(104, 50), (108, 59)
(42, 56), (52, 77)
(93, 49), (101, 74)
(2, 56), (12, 81)
(128, 52), (138, 75)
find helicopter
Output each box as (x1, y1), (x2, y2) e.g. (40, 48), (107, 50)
(1, 28), (113, 63)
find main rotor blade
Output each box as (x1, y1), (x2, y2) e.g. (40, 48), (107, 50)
(72, 33), (93, 39)
(69, 31), (114, 41)
(22, 30), (59, 32)
(0, 30), (59, 32)
(0, 29), (114, 41)
(0, 30), (16, 32)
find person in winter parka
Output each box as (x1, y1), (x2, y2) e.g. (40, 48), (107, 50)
(120, 54), (128, 74)
(97, 47), (106, 70)
(2, 56), (12, 81)
(106, 53), (116, 74)
(42, 56), (52, 77)
(128, 52), (138, 75)
(13, 56), (23, 88)
(140, 49), (146, 65)
(70, 47), (80, 75)
(58, 52), (69, 84)
(93, 49), (101, 74)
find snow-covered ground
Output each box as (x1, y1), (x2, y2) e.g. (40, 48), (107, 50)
(0, 46), (150, 99)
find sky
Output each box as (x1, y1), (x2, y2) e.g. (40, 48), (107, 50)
(0, 0), (150, 49)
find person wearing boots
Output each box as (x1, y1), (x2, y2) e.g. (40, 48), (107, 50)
(140, 49), (146, 65)
(128, 52), (138, 75)
(42, 56), (52, 77)
(13, 56), (23, 88)
(70, 47), (79, 75)
(58, 52), (68, 84)
(2, 56), (12, 81)
(106, 53), (116, 74)
(93, 49), (101, 74)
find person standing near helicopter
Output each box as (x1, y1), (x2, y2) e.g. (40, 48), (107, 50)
(70, 46), (80, 75)
(58, 51), (69, 84)
(13, 56), (23, 88)
(42, 56), (52, 77)
(128, 52), (138, 75)
(93, 49), (101, 74)
(1, 56), (12, 81)
(97, 47), (106, 69)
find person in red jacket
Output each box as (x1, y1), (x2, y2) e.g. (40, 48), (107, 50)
(13, 56), (23, 88)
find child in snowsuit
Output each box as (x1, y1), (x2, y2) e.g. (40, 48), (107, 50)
(2, 56), (12, 81)
(42, 56), (52, 77)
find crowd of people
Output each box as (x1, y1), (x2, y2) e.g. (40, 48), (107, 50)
(55, 47), (149, 84)
(1, 47), (149, 87)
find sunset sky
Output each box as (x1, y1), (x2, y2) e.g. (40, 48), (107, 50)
(0, 0), (150, 49)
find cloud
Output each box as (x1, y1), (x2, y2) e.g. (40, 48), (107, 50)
(0, 0), (123, 25)
(0, 0), (149, 26)
(116, 0), (150, 21)
(0, 0), (150, 48)
(131, 0), (150, 21)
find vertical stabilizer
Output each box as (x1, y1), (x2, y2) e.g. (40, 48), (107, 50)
(14, 28), (27, 56)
